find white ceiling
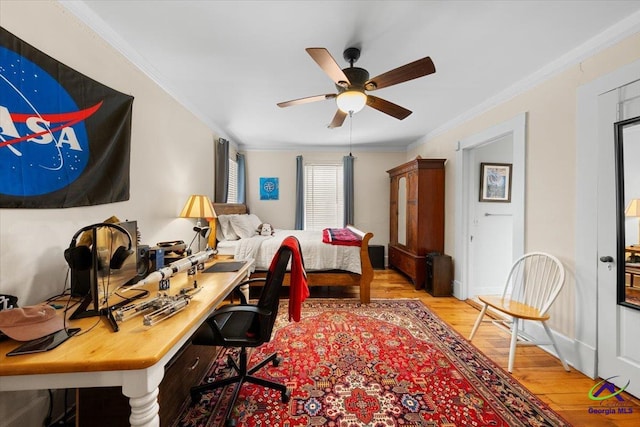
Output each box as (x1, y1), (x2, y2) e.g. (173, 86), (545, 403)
(60, 0), (640, 151)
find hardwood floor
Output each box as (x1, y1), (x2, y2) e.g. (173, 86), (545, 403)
(300, 268), (640, 427)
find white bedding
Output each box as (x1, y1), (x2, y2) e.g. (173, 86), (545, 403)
(220, 229), (362, 274)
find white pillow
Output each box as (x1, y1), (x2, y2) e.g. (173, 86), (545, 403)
(215, 218), (226, 241)
(229, 214), (257, 239)
(247, 214), (262, 230)
(218, 215), (239, 241)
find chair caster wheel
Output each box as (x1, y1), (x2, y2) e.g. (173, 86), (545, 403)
(226, 356), (234, 368)
(282, 389), (291, 403)
(273, 356), (282, 367)
(190, 392), (202, 404)
(225, 418), (237, 427)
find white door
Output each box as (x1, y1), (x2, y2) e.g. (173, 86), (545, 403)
(596, 89), (640, 398)
(468, 136), (513, 297)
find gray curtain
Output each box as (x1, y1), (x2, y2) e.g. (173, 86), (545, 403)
(237, 152), (246, 204)
(343, 154), (354, 226)
(214, 138), (229, 203)
(295, 155), (304, 230)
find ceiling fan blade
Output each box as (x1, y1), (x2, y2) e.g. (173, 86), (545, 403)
(277, 94), (336, 108)
(366, 56), (435, 91)
(366, 95), (412, 120)
(306, 48), (350, 87)
(328, 109), (348, 128)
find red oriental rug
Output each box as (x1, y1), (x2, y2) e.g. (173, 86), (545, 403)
(176, 299), (569, 426)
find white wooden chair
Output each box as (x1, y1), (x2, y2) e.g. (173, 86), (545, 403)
(469, 252), (570, 373)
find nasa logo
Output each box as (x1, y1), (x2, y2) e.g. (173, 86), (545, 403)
(0, 47), (100, 196)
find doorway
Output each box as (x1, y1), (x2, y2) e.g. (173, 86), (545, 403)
(454, 113), (526, 300)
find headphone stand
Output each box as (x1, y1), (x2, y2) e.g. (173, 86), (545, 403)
(69, 228), (101, 322)
(69, 293), (100, 320)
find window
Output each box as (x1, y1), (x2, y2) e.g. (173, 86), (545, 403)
(227, 157), (238, 203)
(304, 163), (343, 230)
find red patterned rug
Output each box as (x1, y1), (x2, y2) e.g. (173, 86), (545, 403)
(176, 299), (569, 426)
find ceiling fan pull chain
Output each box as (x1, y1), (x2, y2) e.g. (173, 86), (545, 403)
(349, 111), (353, 156)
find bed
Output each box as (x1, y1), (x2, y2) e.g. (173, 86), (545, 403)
(212, 203), (373, 303)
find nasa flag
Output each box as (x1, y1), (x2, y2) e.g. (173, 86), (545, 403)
(0, 27), (134, 208)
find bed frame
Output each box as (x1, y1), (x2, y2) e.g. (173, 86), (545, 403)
(213, 203), (373, 303)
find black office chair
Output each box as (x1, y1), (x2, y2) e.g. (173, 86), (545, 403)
(190, 239), (300, 426)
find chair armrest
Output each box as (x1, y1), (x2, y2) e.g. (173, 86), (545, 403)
(232, 278), (266, 303)
(211, 304), (272, 318)
(236, 277), (267, 286)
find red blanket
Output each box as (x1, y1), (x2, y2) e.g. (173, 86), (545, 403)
(322, 228), (361, 246)
(274, 236), (309, 322)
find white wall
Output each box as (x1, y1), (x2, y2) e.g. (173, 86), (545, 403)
(242, 149), (406, 249)
(0, 2), (218, 424)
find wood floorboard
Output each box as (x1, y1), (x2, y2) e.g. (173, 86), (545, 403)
(295, 268), (640, 426)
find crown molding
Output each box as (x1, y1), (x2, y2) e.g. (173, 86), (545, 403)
(409, 10), (640, 152)
(58, 1), (222, 133)
(238, 142), (406, 153)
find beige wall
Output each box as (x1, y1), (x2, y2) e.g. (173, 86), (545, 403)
(0, 1), (219, 424)
(242, 150), (405, 247)
(0, 1), (218, 306)
(408, 31), (640, 339)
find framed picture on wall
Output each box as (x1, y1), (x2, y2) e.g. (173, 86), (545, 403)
(260, 177), (279, 200)
(479, 163), (512, 202)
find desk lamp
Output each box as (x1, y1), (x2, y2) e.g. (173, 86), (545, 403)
(626, 199), (640, 246)
(179, 195), (217, 253)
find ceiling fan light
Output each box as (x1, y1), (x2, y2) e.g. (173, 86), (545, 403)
(336, 90), (367, 114)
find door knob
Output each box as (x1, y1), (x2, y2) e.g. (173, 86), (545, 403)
(599, 255), (614, 263)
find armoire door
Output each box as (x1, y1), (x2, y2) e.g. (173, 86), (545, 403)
(389, 175), (399, 245)
(406, 169), (419, 252)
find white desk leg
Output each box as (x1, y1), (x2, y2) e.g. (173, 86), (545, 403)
(239, 268), (252, 301)
(122, 367), (164, 427)
(240, 283), (249, 301)
(128, 388), (160, 427)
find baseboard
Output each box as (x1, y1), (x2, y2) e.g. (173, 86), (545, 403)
(519, 321), (596, 376)
(571, 339), (597, 378)
(520, 323), (571, 364)
(453, 280), (463, 299)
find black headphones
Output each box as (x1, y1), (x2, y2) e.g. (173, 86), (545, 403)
(64, 223), (133, 271)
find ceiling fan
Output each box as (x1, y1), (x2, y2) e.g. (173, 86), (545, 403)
(277, 47), (436, 128)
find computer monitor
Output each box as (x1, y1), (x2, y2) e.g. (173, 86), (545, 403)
(69, 221), (138, 320)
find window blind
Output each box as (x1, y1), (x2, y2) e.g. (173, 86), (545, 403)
(227, 158), (238, 203)
(304, 163), (344, 230)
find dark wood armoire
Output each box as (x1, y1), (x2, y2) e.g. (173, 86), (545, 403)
(387, 158), (445, 290)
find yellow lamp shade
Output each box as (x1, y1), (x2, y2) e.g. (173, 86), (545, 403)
(626, 199), (640, 217)
(179, 195), (216, 219)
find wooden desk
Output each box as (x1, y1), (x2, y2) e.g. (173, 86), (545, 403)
(626, 263), (640, 287)
(625, 247), (640, 287)
(0, 258), (253, 427)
